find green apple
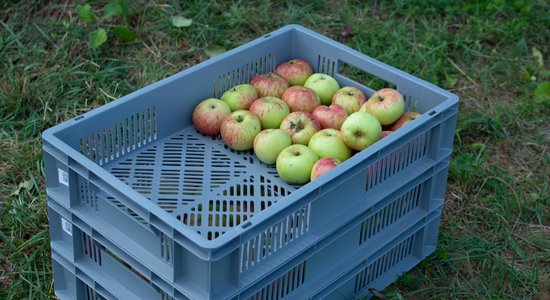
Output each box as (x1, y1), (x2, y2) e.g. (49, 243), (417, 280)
(341, 111), (382, 151)
(221, 84), (258, 111)
(276, 144), (319, 184)
(253, 129), (292, 164)
(308, 129), (352, 162)
(304, 73), (340, 105)
(332, 86), (366, 115)
(249, 97), (290, 129)
(220, 110), (261, 151)
(360, 88), (405, 125)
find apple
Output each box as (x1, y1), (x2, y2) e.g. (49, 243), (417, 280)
(192, 98), (231, 136)
(253, 129), (292, 164)
(304, 73), (340, 105)
(249, 97), (290, 129)
(332, 86), (366, 115)
(250, 73), (289, 98)
(276, 144), (319, 184)
(390, 112), (422, 131)
(281, 86), (321, 113)
(360, 88), (405, 125)
(381, 130), (393, 138)
(308, 129), (352, 162)
(220, 110), (261, 151)
(221, 83), (258, 111)
(280, 112), (321, 145)
(312, 104), (348, 130)
(341, 111), (382, 151)
(275, 59), (313, 86)
(311, 157), (341, 181)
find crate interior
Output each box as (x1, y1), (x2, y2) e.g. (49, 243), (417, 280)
(54, 26), (449, 241)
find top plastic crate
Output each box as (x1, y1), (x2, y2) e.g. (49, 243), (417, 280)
(43, 25), (458, 299)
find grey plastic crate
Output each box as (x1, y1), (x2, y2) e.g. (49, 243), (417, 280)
(43, 24), (458, 299)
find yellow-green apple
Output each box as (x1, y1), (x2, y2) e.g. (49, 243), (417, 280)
(281, 86), (321, 113)
(304, 73), (340, 105)
(332, 86), (366, 115)
(308, 129), (352, 162)
(341, 112), (382, 151)
(276, 144), (319, 184)
(360, 88), (405, 125)
(220, 110), (261, 151)
(249, 97), (290, 129)
(390, 112), (421, 131)
(280, 112), (321, 145)
(275, 59), (313, 86)
(311, 157), (341, 181)
(250, 73), (289, 98)
(312, 104), (348, 130)
(221, 83), (258, 111)
(381, 130), (393, 138)
(192, 98), (231, 136)
(253, 129), (292, 164)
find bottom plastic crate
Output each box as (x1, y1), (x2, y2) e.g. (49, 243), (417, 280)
(49, 159), (447, 300)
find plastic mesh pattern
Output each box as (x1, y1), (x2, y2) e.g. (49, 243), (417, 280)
(353, 233), (416, 294)
(106, 126), (297, 239)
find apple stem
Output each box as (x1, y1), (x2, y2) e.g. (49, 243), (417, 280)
(378, 95), (384, 101)
(236, 115), (244, 122)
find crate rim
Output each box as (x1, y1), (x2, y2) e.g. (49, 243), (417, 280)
(42, 24), (458, 255)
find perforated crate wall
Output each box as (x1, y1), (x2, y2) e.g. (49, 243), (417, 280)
(44, 24), (458, 299)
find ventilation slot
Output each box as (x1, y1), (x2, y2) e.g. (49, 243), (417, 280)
(159, 232), (174, 264)
(248, 261), (307, 300)
(213, 54), (275, 98)
(353, 234), (416, 294)
(84, 284), (107, 300)
(79, 106), (157, 165)
(241, 204), (310, 272)
(366, 130), (429, 192)
(317, 55), (336, 76)
(359, 183), (422, 245)
(82, 232), (102, 265)
(79, 179), (98, 211)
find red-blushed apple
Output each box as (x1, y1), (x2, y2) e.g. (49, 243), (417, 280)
(332, 86), (366, 115)
(253, 129), (292, 164)
(250, 73), (289, 98)
(249, 97), (290, 129)
(280, 112), (321, 145)
(312, 104), (348, 130)
(276, 144), (319, 184)
(192, 98), (231, 136)
(281, 86), (321, 113)
(308, 129), (352, 162)
(360, 88), (405, 125)
(275, 59), (313, 86)
(381, 130), (393, 138)
(304, 73), (340, 105)
(390, 112), (422, 131)
(311, 157), (341, 181)
(220, 110), (261, 151)
(221, 83), (258, 111)
(341, 111), (382, 151)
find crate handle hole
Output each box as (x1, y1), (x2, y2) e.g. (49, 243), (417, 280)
(428, 110), (436, 116)
(74, 115), (85, 121)
(264, 34), (271, 38)
(241, 221), (252, 229)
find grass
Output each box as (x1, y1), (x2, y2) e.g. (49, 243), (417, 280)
(1, 0), (549, 299)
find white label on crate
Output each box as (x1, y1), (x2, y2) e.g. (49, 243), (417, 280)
(61, 218), (72, 236)
(58, 169), (69, 186)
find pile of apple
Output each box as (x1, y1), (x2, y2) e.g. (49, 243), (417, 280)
(192, 59), (421, 184)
